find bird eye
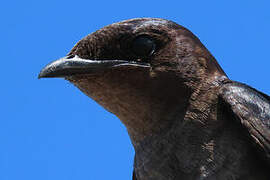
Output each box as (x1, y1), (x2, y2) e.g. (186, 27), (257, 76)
(131, 35), (156, 57)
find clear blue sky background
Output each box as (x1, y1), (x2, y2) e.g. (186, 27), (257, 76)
(1, 1), (270, 180)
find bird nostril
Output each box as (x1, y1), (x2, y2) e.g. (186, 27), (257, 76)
(66, 54), (75, 59)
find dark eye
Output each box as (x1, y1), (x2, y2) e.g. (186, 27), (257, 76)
(131, 35), (156, 57)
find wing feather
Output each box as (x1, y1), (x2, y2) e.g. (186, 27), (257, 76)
(219, 82), (270, 162)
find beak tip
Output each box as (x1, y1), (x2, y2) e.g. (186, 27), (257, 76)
(38, 68), (49, 79)
(37, 73), (43, 79)
(38, 60), (62, 79)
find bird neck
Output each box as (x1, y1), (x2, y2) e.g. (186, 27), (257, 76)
(123, 82), (191, 146)
(132, 75), (234, 178)
(126, 74), (228, 147)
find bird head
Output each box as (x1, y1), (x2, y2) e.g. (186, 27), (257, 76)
(39, 18), (227, 143)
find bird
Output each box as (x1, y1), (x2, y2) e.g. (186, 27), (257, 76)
(39, 18), (270, 180)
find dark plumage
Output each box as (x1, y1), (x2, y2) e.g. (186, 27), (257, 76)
(39, 18), (270, 180)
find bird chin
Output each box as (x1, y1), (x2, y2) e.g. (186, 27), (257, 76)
(65, 72), (103, 81)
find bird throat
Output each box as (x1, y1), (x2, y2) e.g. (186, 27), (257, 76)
(66, 66), (191, 145)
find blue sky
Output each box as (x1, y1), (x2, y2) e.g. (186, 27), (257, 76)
(1, 1), (270, 180)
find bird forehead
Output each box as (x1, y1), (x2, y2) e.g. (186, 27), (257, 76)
(110, 18), (180, 32)
(120, 18), (169, 27)
(84, 18), (183, 42)
(69, 18), (186, 58)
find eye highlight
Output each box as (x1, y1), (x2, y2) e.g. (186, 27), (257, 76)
(131, 35), (156, 58)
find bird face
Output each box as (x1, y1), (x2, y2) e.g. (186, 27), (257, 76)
(39, 18), (226, 141)
(39, 18), (224, 84)
(39, 19), (177, 77)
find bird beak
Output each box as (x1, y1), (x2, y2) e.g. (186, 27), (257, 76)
(38, 55), (150, 78)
